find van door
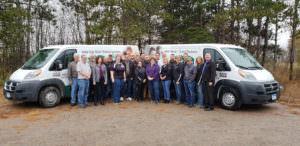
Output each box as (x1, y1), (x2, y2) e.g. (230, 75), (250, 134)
(49, 49), (77, 87)
(203, 48), (230, 82)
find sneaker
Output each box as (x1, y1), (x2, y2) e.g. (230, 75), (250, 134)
(120, 97), (124, 101)
(127, 97), (132, 101)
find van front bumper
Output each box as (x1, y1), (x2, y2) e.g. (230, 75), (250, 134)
(3, 80), (40, 102)
(240, 81), (280, 104)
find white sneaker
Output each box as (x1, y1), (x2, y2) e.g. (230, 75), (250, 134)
(127, 97), (132, 101)
(120, 97), (124, 101)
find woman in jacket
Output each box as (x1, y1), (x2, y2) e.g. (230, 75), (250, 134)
(146, 57), (160, 104)
(195, 56), (204, 108)
(111, 56), (126, 104)
(93, 56), (108, 106)
(160, 58), (172, 103)
(135, 60), (146, 102)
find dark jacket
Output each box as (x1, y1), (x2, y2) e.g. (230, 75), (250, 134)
(135, 66), (146, 85)
(173, 62), (185, 82)
(160, 64), (172, 81)
(129, 60), (136, 78)
(195, 65), (204, 85)
(201, 61), (216, 84)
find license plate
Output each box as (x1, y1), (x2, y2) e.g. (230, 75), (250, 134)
(272, 94), (277, 100)
(6, 92), (11, 98)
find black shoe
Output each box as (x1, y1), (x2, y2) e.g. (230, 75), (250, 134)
(100, 101), (104, 105)
(189, 105), (193, 108)
(205, 107), (211, 111)
(210, 107), (214, 110)
(70, 103), (76, 106)
(94, 103), (98, 106)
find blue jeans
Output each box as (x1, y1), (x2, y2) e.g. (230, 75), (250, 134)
(113, 79), (124, 103)
(184, 80), (195, 106)
(174, 81), (182, 102)
(162, 80), (171, 101)
(71, 78), (78, 104)
(78, 79), (89, 106)
(196, 84), (204, 106)
(127, 77), (136, 97)
(148, 80), (160, 103)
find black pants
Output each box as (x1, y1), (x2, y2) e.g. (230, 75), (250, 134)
(94, 77), (105, 104)
(136, 82), (145, 101)
(202, 82), (215, 108)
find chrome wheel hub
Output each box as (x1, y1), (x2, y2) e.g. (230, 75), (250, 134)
(46, 91), (57, 103)
(222, 93), (235, 107)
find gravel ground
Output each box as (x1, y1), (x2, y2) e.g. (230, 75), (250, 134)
(0, 99), (300, 146)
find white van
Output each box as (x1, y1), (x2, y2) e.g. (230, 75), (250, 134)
(143, 44), (280, 110)
(3, 45), (139, 107)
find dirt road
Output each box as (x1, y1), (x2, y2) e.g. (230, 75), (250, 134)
(0, 99), (300, 146)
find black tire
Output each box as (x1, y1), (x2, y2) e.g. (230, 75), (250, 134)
(39, 86), (61, 108)
(220, 87), (242, 110)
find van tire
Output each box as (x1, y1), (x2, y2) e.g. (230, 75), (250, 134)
(220, 87), (242, 110)
(39, 86), (61, 108)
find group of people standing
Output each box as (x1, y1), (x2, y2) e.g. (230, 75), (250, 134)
(68, 47), (216, 111)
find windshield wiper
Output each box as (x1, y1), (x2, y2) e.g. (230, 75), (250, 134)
(236, 65), (249, 70)
(22, 66), (37, 69)
(248, 66), (263, 70)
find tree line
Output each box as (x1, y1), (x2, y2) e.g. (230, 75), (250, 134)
(0, 0), (299, 82)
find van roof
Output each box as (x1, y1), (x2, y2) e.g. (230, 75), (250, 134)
(146, 43), (242, 48)
(42, 45), (138, 49)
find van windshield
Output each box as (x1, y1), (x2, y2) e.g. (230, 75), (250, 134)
(22, 49), (58, 69)
(221, 48), (262, 70)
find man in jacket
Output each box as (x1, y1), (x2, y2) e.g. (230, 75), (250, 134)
(201, 53), (216, 111)
(183, 57), (197, 107)
(68, 53), (79, 106)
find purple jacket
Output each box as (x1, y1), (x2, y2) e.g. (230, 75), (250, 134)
(146, 63), (160, 81)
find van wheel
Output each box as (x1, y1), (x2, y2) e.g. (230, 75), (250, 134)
(39, 86), (61, 108)
(220, 87), (242, 110)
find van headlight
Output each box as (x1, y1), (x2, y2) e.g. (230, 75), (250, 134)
(24, 70), (42, 79)
(238, 70), (256, 80)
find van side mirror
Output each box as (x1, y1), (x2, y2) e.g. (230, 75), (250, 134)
(216, 60), (226, 71)
(54, 60), (63, 70)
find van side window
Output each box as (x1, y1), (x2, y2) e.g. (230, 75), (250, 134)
(203, 48), (215, 61)
(203, 48), (230, 71)
(49, 49), (77, 71)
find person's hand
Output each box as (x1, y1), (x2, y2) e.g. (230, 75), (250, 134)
(143, 79), (146, 83)
(209, 82), (213, 86)
(93, 82), (96, 85)
(130, 77), (133, 80)
(104, 82), (107, 85)
(69, 81), (72, 85)
(124, 78), (126, 82)
(176, 81), (179, 85)
(112, 79), (115, 83)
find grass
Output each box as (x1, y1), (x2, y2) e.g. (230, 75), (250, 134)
(265, 63), (300, 104)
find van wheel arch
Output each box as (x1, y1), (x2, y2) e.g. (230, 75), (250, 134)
(39, 86), (61, 107)
(218, 86), (242, 110)
(37, 79), (66, 107)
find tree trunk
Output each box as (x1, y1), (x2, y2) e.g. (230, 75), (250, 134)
(273, 14), (279, 70)
(236, 0), (241, 44)
(255, 18), (262, 59)
(261, 16), (270, 66)
(25, 0), (31, 61)
(230, 0), (235, 43)
(289, 0), (299, 80)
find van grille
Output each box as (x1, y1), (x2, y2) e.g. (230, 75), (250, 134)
(264, 82), (279, 95)
(4, 80), (19, 92)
